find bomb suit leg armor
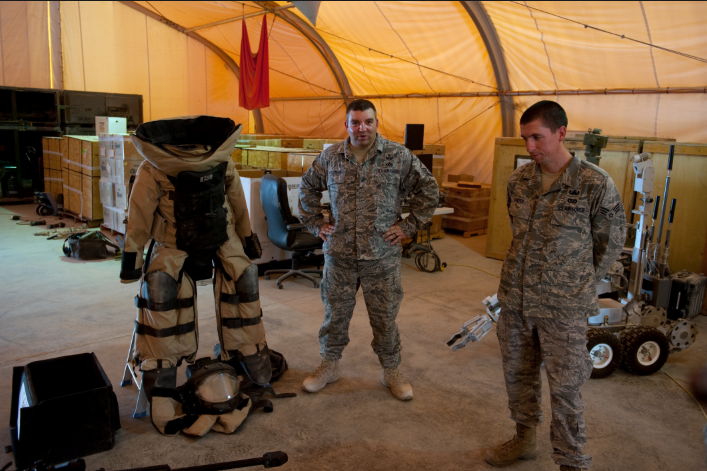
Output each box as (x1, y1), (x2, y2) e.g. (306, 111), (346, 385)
(215, 242), (272, 386)
(120, 116), (271, 401)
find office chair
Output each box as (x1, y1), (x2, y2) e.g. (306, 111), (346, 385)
(259, 173), (323, 289)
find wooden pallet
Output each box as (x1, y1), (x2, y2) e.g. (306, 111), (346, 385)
(100, 224), (125, 235)
(463, 228), (487, 238)
(62, 209), (102, 228)
(415, 229), (445, 244)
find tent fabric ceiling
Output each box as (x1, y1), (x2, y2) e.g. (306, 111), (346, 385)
(0, 1), (705, 183)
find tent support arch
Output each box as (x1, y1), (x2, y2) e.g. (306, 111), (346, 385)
(119, 1), (265, 133)
(256, 1), (353, 109)
(460, 1), (515, 137)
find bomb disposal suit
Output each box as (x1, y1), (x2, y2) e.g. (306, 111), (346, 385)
(120, 116), (271, 400)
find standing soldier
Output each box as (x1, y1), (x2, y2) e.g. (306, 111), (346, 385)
(485, 101), (626, 470)
(298, 99), (438, 400)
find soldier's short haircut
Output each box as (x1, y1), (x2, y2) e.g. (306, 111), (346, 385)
(520, 100), (568, 133)
(346, 99), (377, 120)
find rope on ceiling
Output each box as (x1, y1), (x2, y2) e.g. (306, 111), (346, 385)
(510, 1), (707, 65)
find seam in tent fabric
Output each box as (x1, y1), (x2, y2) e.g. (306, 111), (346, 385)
(316, 17), (392, 138)
(509, 1), (707, 65)
(639, 1), (661, 137)
(268, 26), (324, 97)
(314, 26), (498, 90)
(434, 100), (500, 144)
(524, 1), (559, 96)
(373, 1), (437, 94)
(436, 98), (442, 142)
(77, 2), (87, 91)
(305, 103), (343, 137)
(316, 16), (385, 98)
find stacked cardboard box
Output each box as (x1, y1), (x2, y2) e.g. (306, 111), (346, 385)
(41, 137), (64, 201)
(442, 175), (490, 234)
(99, 135), (144, 233)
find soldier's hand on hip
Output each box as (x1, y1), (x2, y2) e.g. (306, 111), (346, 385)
(383, 222), (406, 245)
(319, 223), (335, 242)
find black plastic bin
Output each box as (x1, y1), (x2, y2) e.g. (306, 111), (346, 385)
(9, 352), (121, 470)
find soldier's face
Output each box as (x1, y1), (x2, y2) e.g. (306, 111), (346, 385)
(520, 119), (567, 167)
(345, 109), (378, 149)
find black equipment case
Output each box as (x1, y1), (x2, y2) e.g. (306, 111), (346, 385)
(668, 270), (707, 320)
(9, 353), (121, 470)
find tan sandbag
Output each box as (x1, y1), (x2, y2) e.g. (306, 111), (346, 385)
(151, 396), (186, 436)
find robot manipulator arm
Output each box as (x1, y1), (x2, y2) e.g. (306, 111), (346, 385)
(447, 294), (501, 351)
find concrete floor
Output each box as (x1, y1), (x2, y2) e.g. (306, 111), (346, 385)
(1, 204), (706, 471)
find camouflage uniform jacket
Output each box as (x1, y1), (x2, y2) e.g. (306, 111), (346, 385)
(497, 154), (627, 319)
(299, 134), (438, 260)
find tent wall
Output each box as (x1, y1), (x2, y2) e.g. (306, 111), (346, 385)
(1, 0), (705, 183)
(59, 1), (248, 127)
(0, 1), (55, 89)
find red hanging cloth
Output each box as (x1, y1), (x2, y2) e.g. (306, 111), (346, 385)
(239, 15), (270, 110)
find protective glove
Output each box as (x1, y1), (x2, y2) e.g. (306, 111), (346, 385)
(243, 232), (263, 260)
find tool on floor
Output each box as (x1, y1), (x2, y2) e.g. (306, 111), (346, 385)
(19, 452), (288, 471)
(447, 294), (501, 350)
(47, 222), (65, 229)
(29, 220), (46, 226)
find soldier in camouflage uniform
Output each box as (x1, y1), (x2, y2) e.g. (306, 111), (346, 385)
(486, 101), (626, 470)
(298, 99), (438, 400)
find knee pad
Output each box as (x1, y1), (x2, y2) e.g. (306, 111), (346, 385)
(235, 264), (259, 301)
(133, 270), (198, 368)
(215, 264), (266, 365)
(141, 364), (177, 403)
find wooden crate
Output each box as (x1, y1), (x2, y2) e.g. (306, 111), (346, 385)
(41, 137), (63, 170)
(432, 155), (444, 185)
(79, 137), (100, 177)
(287, 152), (319, 172)
(442, 183), (491, 234)
(231, 148), (242, 163)
(60, 136), (69, 170)
(412, 143), (446, 156)
(485, 137), (641, 261)
(303, 139), (340, 150)
(642, 142), (707, 275)
(67, 170), (83, 215)
(44, 169), (63, 200)
(82, 174), (102, 221)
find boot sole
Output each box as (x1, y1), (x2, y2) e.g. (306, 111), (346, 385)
(302, 373), (339, 393)
(484, 451), (537, 467)
(381, 376), (413, 401)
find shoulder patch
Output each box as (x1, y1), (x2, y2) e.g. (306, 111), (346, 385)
(599, 202), (622, 219)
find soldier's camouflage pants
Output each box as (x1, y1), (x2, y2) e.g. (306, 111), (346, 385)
(319, 254), (403, 369)
(497, 310), (593, 469)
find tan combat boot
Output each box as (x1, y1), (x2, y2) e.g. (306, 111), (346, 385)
(381, 368), (413, 401)
(484, 423), (537, 467)
(302, 359), (340, 392)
